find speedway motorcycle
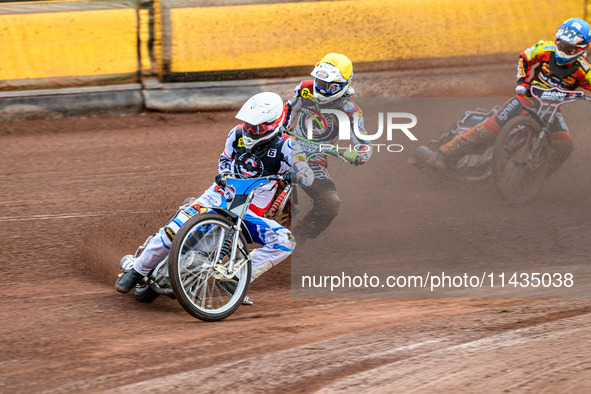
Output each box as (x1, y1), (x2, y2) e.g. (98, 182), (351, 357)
(123, 175), (289, 322)
(124, 134), (354, 321)
(413, 86), (590, 203)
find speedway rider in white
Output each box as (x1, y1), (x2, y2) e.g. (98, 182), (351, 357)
(116, 92), (314, 304)
(285, 53), (372, 239)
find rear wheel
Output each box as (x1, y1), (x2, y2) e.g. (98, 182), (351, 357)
(492, 116), (549, 204)
(265, 181), (292, 228)
(133, 284), (159, 303)
(168, 213), (251, 322)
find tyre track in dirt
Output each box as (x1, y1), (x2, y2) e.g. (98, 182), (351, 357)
(103, 300), (591, 393)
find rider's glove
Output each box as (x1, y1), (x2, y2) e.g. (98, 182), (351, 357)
(215, 171), (231, 187)
(283, 171), (301, 184)
(515, 85), (528, 96)
(343, 148), (361, 166)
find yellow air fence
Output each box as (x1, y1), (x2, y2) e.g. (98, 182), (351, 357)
(0, 0), (587, 119)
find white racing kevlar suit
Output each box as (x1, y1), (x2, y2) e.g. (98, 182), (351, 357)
(132, 125), (314, 282)
(285, 80), (372, 238)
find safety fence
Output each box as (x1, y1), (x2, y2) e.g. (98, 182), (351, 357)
(0, 0), (587, 121)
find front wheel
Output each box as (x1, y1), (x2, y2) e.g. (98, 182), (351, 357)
(492, 116), (549, 204)
(168, 213), (251, 322)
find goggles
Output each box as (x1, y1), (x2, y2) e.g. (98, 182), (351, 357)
(556, 39), (587, 56)
(243, 106), (286, 136)
(315, 79), (349, 95)
(244, 122), (275, 135)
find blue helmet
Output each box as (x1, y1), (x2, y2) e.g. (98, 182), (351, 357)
(555, 18), (591, 65)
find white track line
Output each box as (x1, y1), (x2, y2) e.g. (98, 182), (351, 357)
(0, 211), (151, 222)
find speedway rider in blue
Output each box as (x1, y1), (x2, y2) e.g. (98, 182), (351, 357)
(116, 92), (314, 304)
(428, 18), (591, 172)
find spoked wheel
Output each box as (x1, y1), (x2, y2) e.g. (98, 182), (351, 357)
(492, 116), (549, 204)
(168, 213), (251, 322)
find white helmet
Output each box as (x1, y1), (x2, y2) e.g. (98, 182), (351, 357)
(235, 92), (286, 151)
(311, 53), (353, 104)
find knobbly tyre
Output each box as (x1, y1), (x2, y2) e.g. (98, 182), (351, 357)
(413, 86), (591, 203)
(264, 132), (359, 225)
(492, 86), (590, 203)
(120, 174), (292, 322)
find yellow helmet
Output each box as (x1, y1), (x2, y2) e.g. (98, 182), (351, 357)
(311, 53), (353, 104)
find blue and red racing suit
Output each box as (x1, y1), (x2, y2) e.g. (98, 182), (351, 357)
(439, 40), (591, 165)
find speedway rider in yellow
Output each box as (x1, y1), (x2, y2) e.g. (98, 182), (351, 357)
(284, 53), (373, 239)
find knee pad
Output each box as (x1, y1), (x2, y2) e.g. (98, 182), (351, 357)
(277, 227), (297, 250)
(550, 131), (574, 149)
(315, 191), (341, 218)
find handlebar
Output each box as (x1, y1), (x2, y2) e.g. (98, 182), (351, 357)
(285, 113), (367, 166)
(326, 149), (347, 161)
(268, 174), (286, 182)
(215, 173), (286, 188)
(287, 131), (351, 162)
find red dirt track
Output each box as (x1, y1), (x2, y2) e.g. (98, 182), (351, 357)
(2, 60), (591, 392)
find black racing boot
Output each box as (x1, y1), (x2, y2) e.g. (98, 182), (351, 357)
(427, 149), (449, 171)
(411, 145), (435, 167)
(115, 268), (145, 294)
